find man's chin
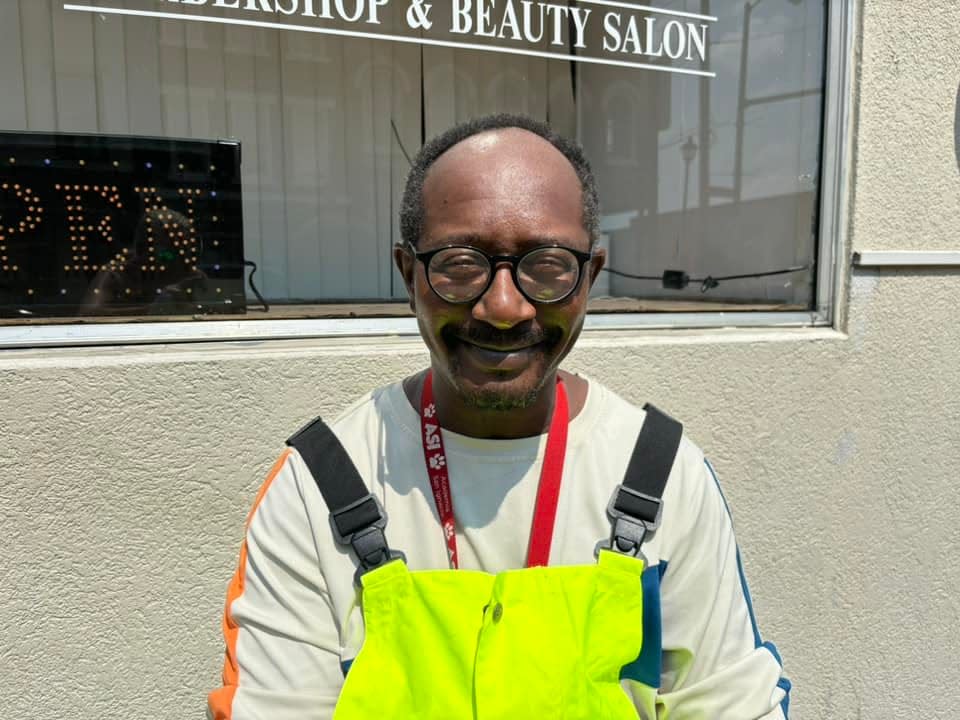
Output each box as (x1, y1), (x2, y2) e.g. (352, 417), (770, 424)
(458, 383), (542, 411)
(448, 367), (551, 411)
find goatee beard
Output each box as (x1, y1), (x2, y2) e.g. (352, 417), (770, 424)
(458, 383), (543, 411)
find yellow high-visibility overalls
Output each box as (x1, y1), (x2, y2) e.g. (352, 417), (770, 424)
(287, 402), (681, 719)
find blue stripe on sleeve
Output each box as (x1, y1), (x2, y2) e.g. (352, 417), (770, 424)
(705, 460), (792, 718)
(777, 676), (792, 716)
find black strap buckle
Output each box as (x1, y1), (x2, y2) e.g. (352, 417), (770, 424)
(329, 495), (405, 586)
(595, 485), (663, 560)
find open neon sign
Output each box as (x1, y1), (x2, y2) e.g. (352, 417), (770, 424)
(0, 133), (245, 319)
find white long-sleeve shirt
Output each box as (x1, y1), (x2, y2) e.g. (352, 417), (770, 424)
(208, 377), (790, 719)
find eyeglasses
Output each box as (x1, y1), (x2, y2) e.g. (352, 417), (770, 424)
(409, 243), (593, 304)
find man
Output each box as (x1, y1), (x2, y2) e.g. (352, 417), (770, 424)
(208, 114), (790, 719)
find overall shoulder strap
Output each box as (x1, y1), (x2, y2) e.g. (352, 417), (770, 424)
(287, 417), (403, 584)
(598, 404), (683, 558)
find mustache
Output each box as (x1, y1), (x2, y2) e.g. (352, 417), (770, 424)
(447, 323), (555, 347)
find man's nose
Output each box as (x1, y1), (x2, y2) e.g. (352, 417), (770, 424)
(471, 266), (537, 329)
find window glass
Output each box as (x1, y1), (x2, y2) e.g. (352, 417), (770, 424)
(0, 0), (825, 324)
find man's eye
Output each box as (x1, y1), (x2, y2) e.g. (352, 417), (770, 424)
(532, 258), (565, 270)
(527, 258), (570, 276)
(437, 256), (485, 272)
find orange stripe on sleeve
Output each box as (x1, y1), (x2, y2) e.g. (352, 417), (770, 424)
(207, 448), (293, 720)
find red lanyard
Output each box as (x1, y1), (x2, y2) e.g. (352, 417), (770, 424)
(419, 371), (569, 569)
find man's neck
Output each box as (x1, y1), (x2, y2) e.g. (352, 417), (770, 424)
(403, 368), (589, 439)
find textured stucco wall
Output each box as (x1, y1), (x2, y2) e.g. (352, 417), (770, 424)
(2, 1), (960, 719)
(855, 0), (960, 252)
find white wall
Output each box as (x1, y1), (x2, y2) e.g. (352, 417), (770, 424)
(2, 1), (960, 718)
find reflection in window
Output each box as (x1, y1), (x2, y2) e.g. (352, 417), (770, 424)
(0, 0), (826, 322)
(587, 0), (824, 307)
(602, 83), (641, 165)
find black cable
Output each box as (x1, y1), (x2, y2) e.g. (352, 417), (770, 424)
(243, 260), (269, 312)
(602, 268), (661, 281)
(696, 265), (809, 283)
(692, 265), (808, 293)
(601, 264), (810, 293)
(391, 119), (413, 167)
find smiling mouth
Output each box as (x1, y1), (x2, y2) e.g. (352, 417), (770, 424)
(461, 339), (541, 353)
(454, 338), (545, 371)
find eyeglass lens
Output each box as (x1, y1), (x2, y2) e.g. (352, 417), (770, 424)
(427, 247), (581, 303)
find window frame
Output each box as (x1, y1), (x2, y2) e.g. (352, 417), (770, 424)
(0, 0), (856, 350)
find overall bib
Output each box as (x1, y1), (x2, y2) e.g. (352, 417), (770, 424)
(288, 387), (682, 720)
(333, 551), (646, 719)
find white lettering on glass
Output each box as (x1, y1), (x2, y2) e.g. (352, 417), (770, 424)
(65, 1), (718, 78)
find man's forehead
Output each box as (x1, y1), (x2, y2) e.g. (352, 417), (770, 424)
(423, 128), (581, 198)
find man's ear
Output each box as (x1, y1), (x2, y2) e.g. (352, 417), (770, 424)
(393, 243), (417, 311)
(586, 244), (607, 289)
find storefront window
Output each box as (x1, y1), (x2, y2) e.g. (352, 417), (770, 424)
(0, 0), (826, 326)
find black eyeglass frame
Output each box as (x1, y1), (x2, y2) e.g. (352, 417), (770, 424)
(408, 242), (594, 305)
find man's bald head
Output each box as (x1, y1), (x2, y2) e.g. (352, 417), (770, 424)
(400, 114), (600, 248)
